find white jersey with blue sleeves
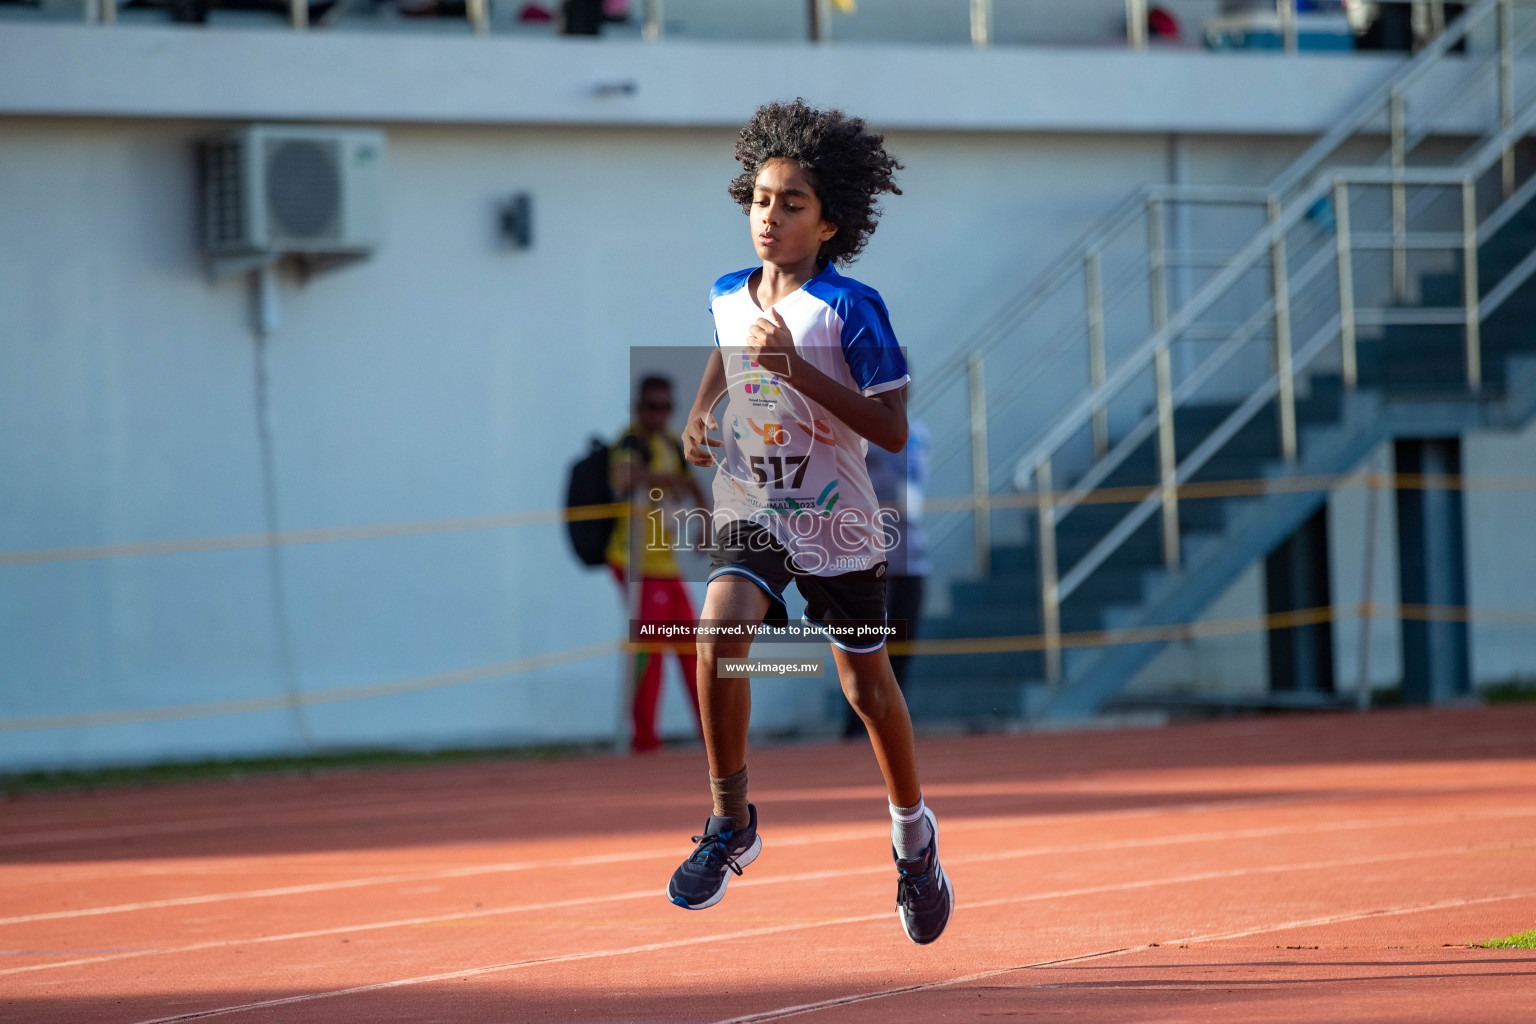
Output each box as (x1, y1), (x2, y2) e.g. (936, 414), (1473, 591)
(708, 262), (910, 577)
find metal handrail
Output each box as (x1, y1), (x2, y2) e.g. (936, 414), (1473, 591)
(1050, 258), (1349, 605)
(1270, 0), (1506, 199)
(922, 0), (1529, 584)
(923, 256), (1148, 476)
(923, 0), (1508, 402)
(972, 174), (1474, 515)
(1019, 144), (1535, 510)
(915, 184), (1277, 574)
(1027, 92), (1536, 684)
(77, 0), (1536, 47)
(915, 186), (1268, 406)
(1394, 9), (1536, 160)
(917, 0), (1532, 679)
(928, 195), (1410, 557)
(1037, 238), (1341, 522)
(1001, 5), (1529, 488)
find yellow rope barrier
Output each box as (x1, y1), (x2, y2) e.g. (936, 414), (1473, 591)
(629, 602), (1536, 658)
(2, 471), (1529, 567)
(2, 473), (1529, 733)
(0, 502), (631, 567)
(0, 639), (622, 733)
(6, 604), (1527, 733)
(922, 471), (1536, 514)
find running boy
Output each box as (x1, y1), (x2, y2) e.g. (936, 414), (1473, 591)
(665, 99), (953, 945)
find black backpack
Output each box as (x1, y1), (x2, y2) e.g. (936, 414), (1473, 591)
(565, 437), (616, 567)
(564, 431), (691, 568)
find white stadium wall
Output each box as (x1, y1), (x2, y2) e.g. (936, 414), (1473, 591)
(1, 24), (1533, 769)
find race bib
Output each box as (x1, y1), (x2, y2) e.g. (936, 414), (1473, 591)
(720, 351), (841, 518)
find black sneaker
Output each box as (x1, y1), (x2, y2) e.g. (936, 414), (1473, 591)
(666, 803), (762, 910)
(894, 806), (953, 944)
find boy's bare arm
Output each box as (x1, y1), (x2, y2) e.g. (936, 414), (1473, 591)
(746, 309), (909, 452)
(681, 348), (729, 468)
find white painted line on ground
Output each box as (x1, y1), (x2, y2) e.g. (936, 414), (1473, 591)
(0, 885), (667, 979)
(712, 948), (1140, 1024)
(125, 913), (892, 1024)
(8, 797), (1532, 929)
(1168, 888), (1536, 945)
(0, 773), (1477, 848)
(711, 889), (1536, 1023)
(0, 854), (653, 928)
(109, 840), (1535, 1023)
(0, 790), (583, 849)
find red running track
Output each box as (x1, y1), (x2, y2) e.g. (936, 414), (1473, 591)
(2, 706), (1535, 1023)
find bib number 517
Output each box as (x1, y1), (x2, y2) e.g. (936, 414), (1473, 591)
(748, 455), (809, 488)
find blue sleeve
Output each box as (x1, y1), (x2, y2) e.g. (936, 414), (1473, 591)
(840, 295), (909, 394)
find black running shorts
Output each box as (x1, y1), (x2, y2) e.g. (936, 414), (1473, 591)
(706, 518), (890, 653)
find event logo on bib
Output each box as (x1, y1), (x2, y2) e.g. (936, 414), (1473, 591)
(740, 354), (781, 405)
(747, 419), (789, 446)
(717, 352), (839, 519)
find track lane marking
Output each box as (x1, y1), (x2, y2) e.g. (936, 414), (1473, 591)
(8, 798), (1534, 928)
(1168, 888), (1536, 945)
(710, 889), (1536, 1023)
(5, 775), (1508, 848)
(98, 840), (1536, 1023)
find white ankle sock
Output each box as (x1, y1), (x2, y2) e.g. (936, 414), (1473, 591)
(889, 797), (933, 861)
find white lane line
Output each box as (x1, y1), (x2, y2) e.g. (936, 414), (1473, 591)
(0, 886), (668, 979)
(110, 840), (1533, 1023)
(0, 776), (1470, 848)
(10, 757), (1532, 849)
(0, 779), (708, 848)
(9, 800), (1534, 929)
(712, 949), (1140, 1024)
(1167, 888), (1536, 945)
(0, 825), (906, 929)
(0, 852), (664, 927)
(13, 835), (1491, 979)
(0, 790), (586, 849)
(125, 913), (894, 1024)
(709, 889), (1536, 1023)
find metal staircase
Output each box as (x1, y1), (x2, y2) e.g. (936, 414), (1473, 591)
(907, 0), (1536, 723)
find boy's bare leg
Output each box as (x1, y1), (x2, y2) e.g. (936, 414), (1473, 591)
(832, 646), (921, 808)
(666, 574), (770, 910)
(695, 576), (770, 781)
(837, 644), (951, 944)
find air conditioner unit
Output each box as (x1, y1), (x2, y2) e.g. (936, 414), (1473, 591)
(203, 124), (385, 273)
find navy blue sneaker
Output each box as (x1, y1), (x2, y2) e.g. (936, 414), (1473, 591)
(894, 806), (953, 944)
(666, 803), (761, 910)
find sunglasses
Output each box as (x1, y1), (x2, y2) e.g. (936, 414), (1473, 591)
(640, 400), (673, 412)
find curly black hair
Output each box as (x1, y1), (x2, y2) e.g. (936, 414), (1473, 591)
(728, 99), (902, 267)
